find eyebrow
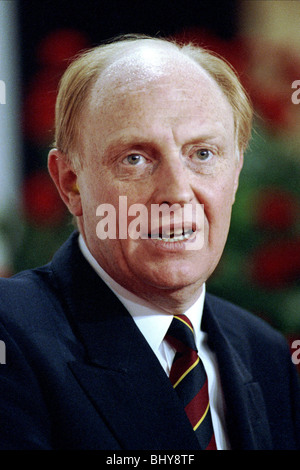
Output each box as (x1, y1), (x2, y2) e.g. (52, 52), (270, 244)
(101, 126), (229, 159)
(102, 139), (155, 157)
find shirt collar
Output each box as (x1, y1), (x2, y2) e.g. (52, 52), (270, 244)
(78, 234), (206, 355)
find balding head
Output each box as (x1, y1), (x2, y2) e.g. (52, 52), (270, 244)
(53, 35), (252, 170)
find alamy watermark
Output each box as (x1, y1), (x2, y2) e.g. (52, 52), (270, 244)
(0, 80), (6, 105)
(291, 80), (300, 105)
(95, 197), (205, 251)
(0, 340), (6, 364)
(291, 340), (300, 366)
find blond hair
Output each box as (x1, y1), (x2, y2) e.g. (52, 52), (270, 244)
(54, 34), (253, 169)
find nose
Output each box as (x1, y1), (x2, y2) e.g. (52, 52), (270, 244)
(152, 155), (194, 207)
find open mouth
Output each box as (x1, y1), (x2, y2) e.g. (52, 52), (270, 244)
(148, 228), (195, 242)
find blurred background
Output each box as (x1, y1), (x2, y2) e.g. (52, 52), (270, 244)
(0, 0), (299, 365)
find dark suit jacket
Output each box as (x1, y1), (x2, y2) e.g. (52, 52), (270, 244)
(0, 232), (299, 450)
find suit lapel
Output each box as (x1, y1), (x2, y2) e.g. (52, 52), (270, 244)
(51, 233), (200, 450)
(202, 296), (273, 450)
(68, 322), (200, 450)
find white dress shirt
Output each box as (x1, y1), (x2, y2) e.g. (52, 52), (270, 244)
(78, 235), (230, 449)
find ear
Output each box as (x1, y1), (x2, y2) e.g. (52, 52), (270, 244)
(48, 149), (82, 217)
(232, 151), (244, 204)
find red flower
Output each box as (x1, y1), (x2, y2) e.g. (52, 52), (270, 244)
(22, 171), (67, 226)
(37, 29), (89, 68)
(23, 29), (90, 144)
(250, 238), (300, 289)
(255, 188), (299, 231)
(23, 71), (59, 144)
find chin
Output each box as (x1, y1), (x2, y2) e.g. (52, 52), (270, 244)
(139, 267), (205, 292)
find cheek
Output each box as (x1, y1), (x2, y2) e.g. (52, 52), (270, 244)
(214, 184), (235, 220)
(80, 171), (115, 208)
(199, 177), (236, 239)
(214, 166), (239, 206)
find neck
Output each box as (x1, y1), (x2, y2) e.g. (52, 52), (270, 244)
(109, 273), (205, 315)
(78, 232), (205, 315)
(137, 285), (204, 314)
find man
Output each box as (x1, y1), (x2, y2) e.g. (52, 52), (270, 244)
(0, 35), (299, 450)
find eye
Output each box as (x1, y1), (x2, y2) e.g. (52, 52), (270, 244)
(192, 148), (213, 162)
(123, 154), (146, 165)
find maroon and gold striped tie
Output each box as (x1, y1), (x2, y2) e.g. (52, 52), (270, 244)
(166, 314), (217, 450)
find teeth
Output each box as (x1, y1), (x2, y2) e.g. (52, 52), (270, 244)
(161, 233), (191, 242)
(150, 229), (194, 242)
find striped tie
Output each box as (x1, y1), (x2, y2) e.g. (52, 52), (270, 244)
(166, 314), (217, 450)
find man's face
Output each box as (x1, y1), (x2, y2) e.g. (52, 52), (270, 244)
(76, 52), (243, 305)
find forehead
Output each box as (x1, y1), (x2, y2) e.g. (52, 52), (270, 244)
(82, 47), (234, 147)
(90, 46), (227, 107)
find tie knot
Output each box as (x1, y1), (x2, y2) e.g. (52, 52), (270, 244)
(166, 314), (197, 352)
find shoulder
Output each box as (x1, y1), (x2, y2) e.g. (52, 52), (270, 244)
(0, 263), (62, 333)
(0, 264), (53, 300)
(204, 293), (297, 394)
(0, 232), (79, 327)
(205, 292), (288, 352)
